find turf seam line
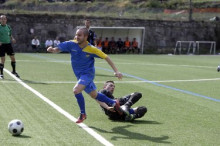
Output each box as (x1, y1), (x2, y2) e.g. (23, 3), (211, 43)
(16, 58), (216, 69)
(1, 78), (220, 84)
(96, 67), (220, 103)
(3, 68), (114, 146)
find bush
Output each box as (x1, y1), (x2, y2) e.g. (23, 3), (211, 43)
(146, 0), (162, 8)
(164, 0), (186, 9)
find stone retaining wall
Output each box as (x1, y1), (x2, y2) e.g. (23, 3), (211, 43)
(6, 14), (220, 54)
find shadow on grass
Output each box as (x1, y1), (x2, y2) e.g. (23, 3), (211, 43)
(96, 73), (114, 78)
(13, 135), (31, 138)
(0, 78), (48, 85)
(96, 73), (128, 78)
(109, 119), (162, 125)
(22, 79), (48, 85)
(0, 78), (16, 82)
(131, 120), (162, 124)
(90, 124), (170, 144)
(0, 78), (51, 85)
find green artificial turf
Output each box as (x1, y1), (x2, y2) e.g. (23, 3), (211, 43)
(0, 53), (219, 145)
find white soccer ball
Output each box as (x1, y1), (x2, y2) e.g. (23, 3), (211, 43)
(8, 119), (24, 136)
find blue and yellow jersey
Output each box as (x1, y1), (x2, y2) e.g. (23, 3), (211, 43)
(58, 40), (107, 78)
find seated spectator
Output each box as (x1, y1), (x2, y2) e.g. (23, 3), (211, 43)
(116, 38), (124, 54)
(45, 39), (53, 48)
(102, 37), (109, 53)
(96, 37), (102, 50)
(31, 36), (40, 52)
(132, 38), (140, 54)
(109, 37), (117, 54)
(53, 37), (60, 47)
(124, 37), (131, 53)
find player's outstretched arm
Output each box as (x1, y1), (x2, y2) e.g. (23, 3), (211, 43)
(96, 100), (115, 112)
(105, 56), (123, 80)
(47, 46), (60, 53)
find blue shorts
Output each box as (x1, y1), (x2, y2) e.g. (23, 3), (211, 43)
(77, 74), (96, 94)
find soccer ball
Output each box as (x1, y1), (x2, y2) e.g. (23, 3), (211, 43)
(8, 119), (24, 136)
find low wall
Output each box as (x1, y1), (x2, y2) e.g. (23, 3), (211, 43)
(5, 14), (220, 54)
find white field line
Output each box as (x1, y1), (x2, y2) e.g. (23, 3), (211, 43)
(3, 68), (113, 146)
(15, 59), (216, 69)
(1, 78), (220, 84)
(16, 60), (70, 63)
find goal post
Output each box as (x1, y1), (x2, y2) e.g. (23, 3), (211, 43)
(174, 41), (216, 55)
(174, 41), (196, 54)
(195, 41), (216, 55)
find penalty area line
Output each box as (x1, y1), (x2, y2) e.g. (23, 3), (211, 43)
(3, 68), (113, 146)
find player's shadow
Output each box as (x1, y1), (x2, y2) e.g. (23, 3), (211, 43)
(0, 78), (16, 82)
(110, 119), (162, 125)
(96, 73), (114, 77)
(131, 120), (162, 124)
(0, 78), (48, 85)
(22, 79), (48, 85)
(96, 73), (128, 78)
(13, 135), (31, 138)
(90, 124), (170, 144)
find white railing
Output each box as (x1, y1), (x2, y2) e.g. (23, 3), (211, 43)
(174, 41), (216, 55)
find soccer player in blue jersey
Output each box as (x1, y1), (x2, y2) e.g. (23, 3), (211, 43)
(47, 27), (123, 123)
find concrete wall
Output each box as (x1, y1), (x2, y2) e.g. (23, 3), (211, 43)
(6, 14), (220, 54)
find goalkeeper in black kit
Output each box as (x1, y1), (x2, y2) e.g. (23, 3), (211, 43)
(98, 81), (147, 121)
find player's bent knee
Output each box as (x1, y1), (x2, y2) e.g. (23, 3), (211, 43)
(143, 106), (147, 113)
(132, 92), (142, 98)
(136, 106), (147, 118)
(73, 88), (81, 95)
(138, 106), (147, 113)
